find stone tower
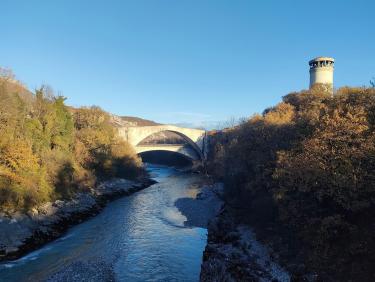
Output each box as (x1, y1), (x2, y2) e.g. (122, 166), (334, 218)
(309, 57), (334, 88)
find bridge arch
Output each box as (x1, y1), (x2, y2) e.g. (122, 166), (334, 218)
(135, 130), (203, 160)
(118, 125), (207, 162)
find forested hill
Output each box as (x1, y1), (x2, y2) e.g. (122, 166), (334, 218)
(206, 84), (375, 281)
(0, 73), (144, 213)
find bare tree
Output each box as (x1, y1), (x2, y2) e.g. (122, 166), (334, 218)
(216, 116), (243, 130)
(371, 77), (375, 88)
(0, 67), (15, 80)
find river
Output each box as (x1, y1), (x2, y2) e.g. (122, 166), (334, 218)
(0, 165), (208, 282)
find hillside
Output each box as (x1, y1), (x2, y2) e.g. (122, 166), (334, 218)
(110, 115), (161, 127)
(0, 72), (144, 213)
(206, 85), (375, 281)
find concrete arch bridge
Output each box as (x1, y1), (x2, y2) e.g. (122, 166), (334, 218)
(118, 125), (208, 161)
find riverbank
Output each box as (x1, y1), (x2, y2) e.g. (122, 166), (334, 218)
(0, 177), (155, 262)
(200, 200), (291, 281)
(173, 179), (291, 281)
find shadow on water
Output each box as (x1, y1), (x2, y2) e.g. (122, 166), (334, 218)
(139, 150), (193, 168)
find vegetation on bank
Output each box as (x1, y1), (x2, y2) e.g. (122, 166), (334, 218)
(0, 71), (143, 213)
(207, 85), (375, 280)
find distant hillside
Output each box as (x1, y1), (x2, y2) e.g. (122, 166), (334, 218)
(110, 115), (161, 127)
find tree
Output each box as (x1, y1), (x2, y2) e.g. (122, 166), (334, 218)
(0, 75), (144, 212)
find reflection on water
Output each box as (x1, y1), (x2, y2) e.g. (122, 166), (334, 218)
(0, 164), (207, 282)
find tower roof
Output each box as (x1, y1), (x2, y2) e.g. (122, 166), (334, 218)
(309, 57), (334, 65)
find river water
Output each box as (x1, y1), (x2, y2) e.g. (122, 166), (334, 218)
(0, 165), (208, 282)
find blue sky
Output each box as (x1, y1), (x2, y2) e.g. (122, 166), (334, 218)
(1, 0), (374, 128)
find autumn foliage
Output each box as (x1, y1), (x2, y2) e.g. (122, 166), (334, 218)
(207, 85), (375, 280)
(0, 75), (143, 212)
